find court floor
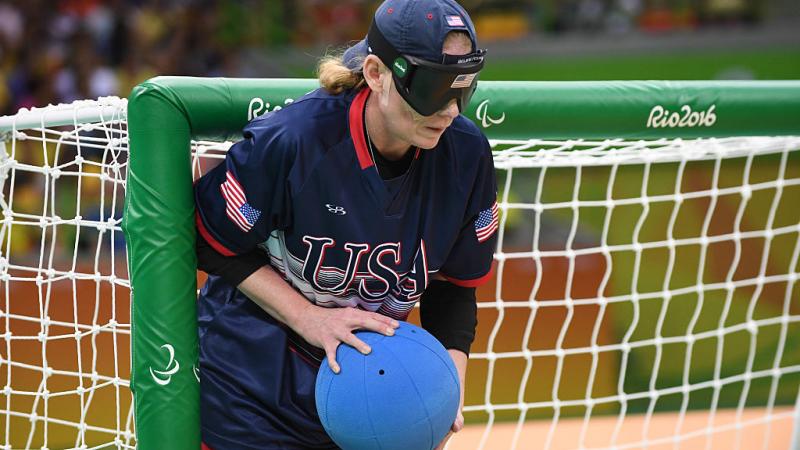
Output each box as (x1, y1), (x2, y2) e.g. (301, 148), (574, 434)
(448, 407), (796, 450)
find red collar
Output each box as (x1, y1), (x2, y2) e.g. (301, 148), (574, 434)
(348, 87), (373, 169)
(348, 87), (422, 169)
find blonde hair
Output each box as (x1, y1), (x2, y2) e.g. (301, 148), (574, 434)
(317, 52), (367, 95)
(317, 31), (472, 95)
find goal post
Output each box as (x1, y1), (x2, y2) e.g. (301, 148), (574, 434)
(0, 78), (798, 449)
(124, 77), (800, 450)
(124, 77), (322, 450)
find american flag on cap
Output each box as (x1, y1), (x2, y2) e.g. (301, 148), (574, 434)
(220, 170), (262, 232)
(475, 201), (498, 243)
(446, 15), (465, 27)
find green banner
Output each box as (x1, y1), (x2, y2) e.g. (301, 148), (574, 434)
(468, 80), (800, 139)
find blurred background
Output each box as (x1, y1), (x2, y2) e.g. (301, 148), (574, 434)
(1, 0), (799, 117)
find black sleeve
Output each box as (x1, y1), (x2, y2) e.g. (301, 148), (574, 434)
(419, 280), (478, 355)
(196, 228), (270, 287)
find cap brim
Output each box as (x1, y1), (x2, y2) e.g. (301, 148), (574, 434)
(343, 39), (369, 71)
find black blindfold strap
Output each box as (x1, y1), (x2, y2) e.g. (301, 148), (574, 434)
(441, 50), (486, 66)
(367, 21), (407, 79)
(367, 18), (485, 76)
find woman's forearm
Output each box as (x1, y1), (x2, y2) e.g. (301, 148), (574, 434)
(236, 265), (399, 373)
(448, 348), (468, 422)
(237, 265), (311, 330)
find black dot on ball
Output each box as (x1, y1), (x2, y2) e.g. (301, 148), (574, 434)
(379, 369), (385, 375)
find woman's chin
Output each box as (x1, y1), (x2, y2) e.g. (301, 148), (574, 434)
(414, 128), (446, 149)
(415, 138), (440, 150)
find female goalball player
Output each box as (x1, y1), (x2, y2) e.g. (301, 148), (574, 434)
(193, 0), (498, 448)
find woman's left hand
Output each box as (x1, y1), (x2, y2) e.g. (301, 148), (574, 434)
(434, 410), (464, 450)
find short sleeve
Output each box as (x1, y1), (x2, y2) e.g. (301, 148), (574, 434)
(194, 117), (297, 256)
(439, 138), (498, 287)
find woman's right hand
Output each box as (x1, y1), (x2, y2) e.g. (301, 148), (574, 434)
(293, 303), (400, 374)
(237, 265), (399, 374)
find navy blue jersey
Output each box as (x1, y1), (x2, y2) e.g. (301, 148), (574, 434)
(194, 87), (497, 449)
(196, 87), (497, 317)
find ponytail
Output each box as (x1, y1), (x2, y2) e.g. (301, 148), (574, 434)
(317, 53), (366, 95)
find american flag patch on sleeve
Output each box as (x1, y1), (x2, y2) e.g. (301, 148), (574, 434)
(474, 201), (499, 243)
(220, 171), (262, 232)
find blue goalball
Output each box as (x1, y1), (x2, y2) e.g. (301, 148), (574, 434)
(315, 321), (460, 450)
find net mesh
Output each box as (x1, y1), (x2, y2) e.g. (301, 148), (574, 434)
(0, 98), (799, 449)
(0, 99), (133, 450)
(471, 137), (800, 449)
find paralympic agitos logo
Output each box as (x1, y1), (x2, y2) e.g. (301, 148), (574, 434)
(475, 99), (505, 128)
(149, 344), (180, 386)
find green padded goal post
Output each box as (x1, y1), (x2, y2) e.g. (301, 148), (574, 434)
(123, 78), (800, 449)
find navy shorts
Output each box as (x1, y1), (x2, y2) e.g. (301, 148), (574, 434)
(199, 275), (339, 449)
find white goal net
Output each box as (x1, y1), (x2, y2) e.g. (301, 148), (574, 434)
(0, 97), (799, 450)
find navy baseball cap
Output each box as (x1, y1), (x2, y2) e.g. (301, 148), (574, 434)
(343, 0), (486, 116)
(344, 0), (480, 68)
